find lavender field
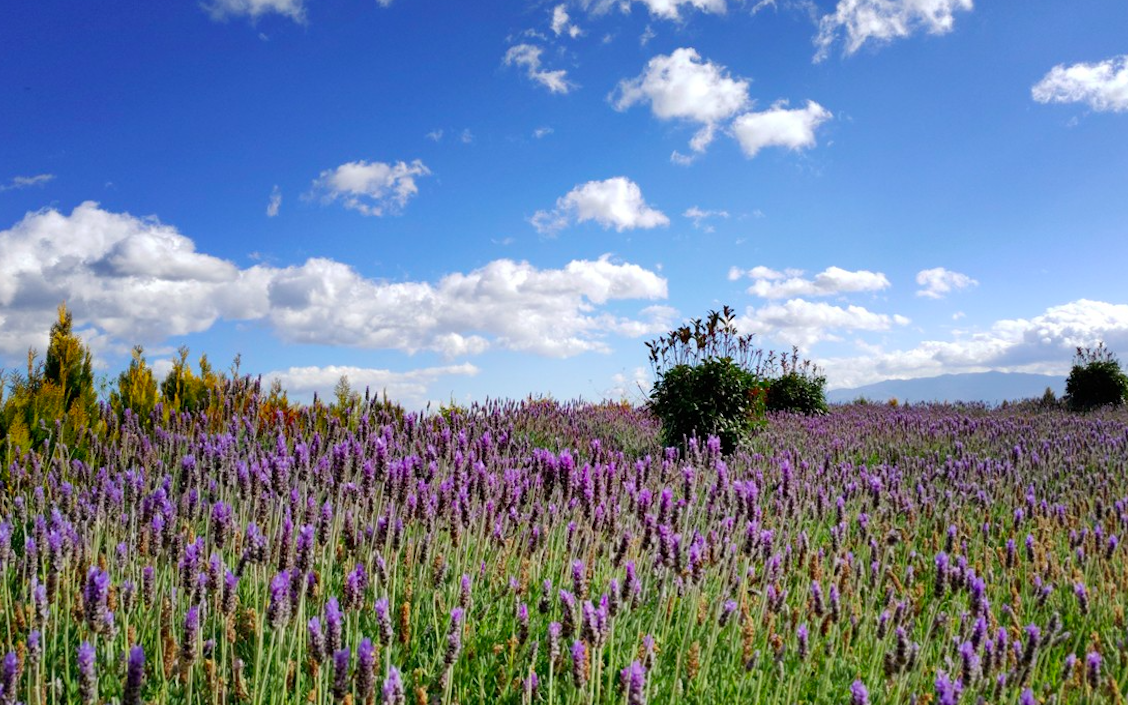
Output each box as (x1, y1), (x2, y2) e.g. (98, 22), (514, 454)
(2, 390), (1127, 704)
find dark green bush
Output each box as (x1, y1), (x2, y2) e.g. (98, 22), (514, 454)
(1066, 343), (1128, 411)
(646, 306), (768, 454)
(649, 356), (766, 454)
(766, 370), (828, 415)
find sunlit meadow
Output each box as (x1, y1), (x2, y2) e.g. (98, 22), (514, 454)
(2, 387), (1128, 704)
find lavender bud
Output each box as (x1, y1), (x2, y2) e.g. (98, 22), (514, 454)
(356, 638), (376, 702)
(124, 645), (145, 705)
(1086, 651), (1102, 689)
(382, 665), (405, 705)
(332, 648), (351, 701)
(850, 680), (869, 705)
(77, 641), (97, 705)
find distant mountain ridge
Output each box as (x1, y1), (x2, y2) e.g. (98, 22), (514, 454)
(826, 371), (1066, 405)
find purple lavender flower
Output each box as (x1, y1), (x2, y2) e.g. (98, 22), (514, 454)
(572, 559), (588, 599)
(934, 552), (949, 597)
(382, 665), (405, 705)
(444, 607), (464, 668)
(296, 525), (315, 573)
(1074, 582), (1090, 615)
(958, 641), (979, 685)
(797, 624), (809, 659)
(27, 630), (41, 665)
(459, 573), (472, 609)
(1018, 689), (1036, 705)
(325, 597), (344, 653)
(1020, 624), (1040, 669)
(308, 617), (327, 664)
(83, 566), (111, 632)
(620, 661), (646, 705)
(223, 570), (239, 615)
(517, 602), (530, 644)
(374, 597), (393, 647)
(343, 563), (368, 613)
(356, 638), (376, 702)
(1062, 652), (1078, 680)
(571, 640), (587, 688)
(182, 605), (201, 668)
(0, 651), (18, 704)
(548, 622), (562, 665)
(268, 571), (292, 629)
(77, 641), (97, 705)
(934, 670), (962, 705)
(850, 680), (869, 705)
(524, 670), (540, 701)
(1086, 651), (1102, 689)
(124, 645), (145, 705)
(332, 648), (351, 701)
(720, 599), (738, 627)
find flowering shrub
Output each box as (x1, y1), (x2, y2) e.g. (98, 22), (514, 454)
(1066, 343), (1128, 411)
(646, 306), (768, 453)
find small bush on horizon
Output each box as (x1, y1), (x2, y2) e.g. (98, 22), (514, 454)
(1065, 342), (1128, 411)
(765, 347), (828, 415)
(646, 306), (768, 454)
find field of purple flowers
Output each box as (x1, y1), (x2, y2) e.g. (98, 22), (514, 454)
(1, 392), (1127, 704)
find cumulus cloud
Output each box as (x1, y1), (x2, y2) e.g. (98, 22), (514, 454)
(1032, 55), (1128, 113)
(737, 299), (909, 347)
(504, 44), (575, 94)
(0, 203), (669, 361)
(821, 299), (1128, 388)
(531, 177), (669, 234)
(612, 48), (750, 152)
(308, 159), (431, 216)
(264, 363), (479, 408)
(731, 266), (889, 299)
(915, 267), (977, 299)
(0, 174), (55, 192)
(202, 0), (307, 23)
(266, 185), (282, 217)
(814, 0), (973, 62)
(730, 100), (832, 158)
(551, 4), (582, 37)
(683, 206), (729, 231)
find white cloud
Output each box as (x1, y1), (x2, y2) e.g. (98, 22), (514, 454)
(737, 298), (909, 347)
(730, 100), (832, 158)
(1032, 55), (1128, 113)
(814, 0), (973, 62)
(202, 0), (307, 23)
(606, 366), (652, 401)
(504, 44), (575, 94)
(0, 174), (55, 192)
(551, 4), (582, 37)
(633, 0), (726, 20)
(580, 0), (726, 20)
(0, 203), (669, 361)
(683, 206), (729, 231)
(534, 126), (555, 139)
(821, 299), (1128, 388)
(0, 202), (269, 356)
(612, 48), (750, 152)
(426, 129), (444, 142)
(531, 177), (669, 234)
(732, 265), (889, 299)
(266, 185), (282, 217)
(915, 267), (977, 299)
(265, 363), (479, 408)
(309, 159), (430, 216)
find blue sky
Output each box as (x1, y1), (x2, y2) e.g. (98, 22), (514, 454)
(2, 0), (1127, 407)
